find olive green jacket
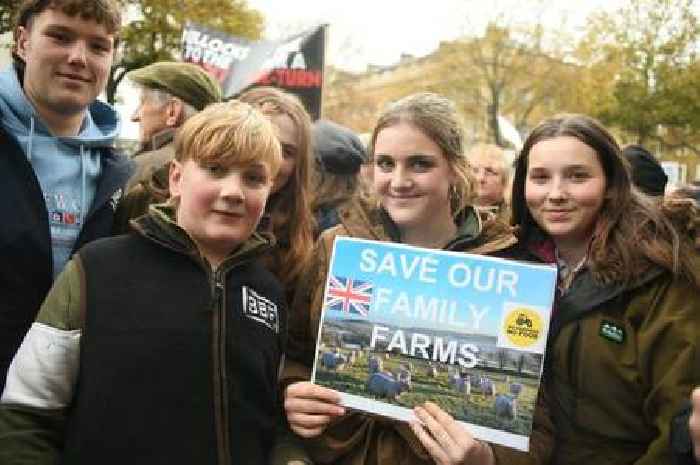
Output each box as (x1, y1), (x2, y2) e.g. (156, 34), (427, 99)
(127, 129), (176, 190)
(546, 260), (700, 465)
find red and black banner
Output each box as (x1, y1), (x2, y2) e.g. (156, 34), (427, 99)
(181, 23), (326, 120)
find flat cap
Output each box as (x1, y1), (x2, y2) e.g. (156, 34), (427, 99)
(313, 120), (367, 175)
(128, 61), (223, 111)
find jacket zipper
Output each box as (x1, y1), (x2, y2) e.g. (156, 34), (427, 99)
(138, 226), (267, 465)
(210, 257), (255, 465)
(211, 269), (231, 465)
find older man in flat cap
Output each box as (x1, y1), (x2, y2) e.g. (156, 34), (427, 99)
(127, 61), (223, 189)
(113, 61), (222, 233)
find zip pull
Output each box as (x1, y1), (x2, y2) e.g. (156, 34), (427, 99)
(214, 278), (225, 303)
(209, 272), (225, 312)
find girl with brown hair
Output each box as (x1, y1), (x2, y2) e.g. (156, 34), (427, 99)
(238, 87), (315, 290)
(511, 114), (700, 465)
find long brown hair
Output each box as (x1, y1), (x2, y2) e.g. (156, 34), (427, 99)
(238, 87), (315, 286)
(512, 114), (699, 285)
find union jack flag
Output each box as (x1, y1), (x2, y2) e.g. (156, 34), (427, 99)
(324, 275), (373, 317)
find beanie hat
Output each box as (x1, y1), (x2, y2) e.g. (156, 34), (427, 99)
(622, 145), (668, 196)
(128, 62), (223, 111)
(313, 120), (367, 175)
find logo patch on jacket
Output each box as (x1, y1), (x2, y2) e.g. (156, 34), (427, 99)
(599, 320), (625, 344)
(242, 286), (279, 333)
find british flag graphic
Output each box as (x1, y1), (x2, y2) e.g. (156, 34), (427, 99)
(324, 275), (373, 317)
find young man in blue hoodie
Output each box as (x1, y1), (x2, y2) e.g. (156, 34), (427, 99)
(0, 0), (133, 393)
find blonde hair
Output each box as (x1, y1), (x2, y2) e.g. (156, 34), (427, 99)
(174, 100), (281, 176)
(369, 92), (474, 215)
(238, 87), (315, 286)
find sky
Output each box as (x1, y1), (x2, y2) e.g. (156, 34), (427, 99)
(118, 0), (628, 139)
(247, 0), (627, 72)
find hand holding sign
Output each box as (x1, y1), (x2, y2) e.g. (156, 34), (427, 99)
(410, 402), (495, 465)
(284, 381), (346, 438)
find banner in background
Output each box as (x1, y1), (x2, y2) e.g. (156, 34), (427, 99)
(181, 23), (326, 119)
(181, 22), (252, 88)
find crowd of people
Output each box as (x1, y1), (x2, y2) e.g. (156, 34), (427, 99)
(0, 1), (699, 464)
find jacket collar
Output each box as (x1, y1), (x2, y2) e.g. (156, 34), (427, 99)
(337, 199), (517, 255)
(131, 203), (273, 270)
(138, 128), (176, 153)
(547, 265), (666, 345)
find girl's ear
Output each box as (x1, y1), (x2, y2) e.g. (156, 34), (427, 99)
(448, 166), (458, 186)
(169, 160), (183, 199)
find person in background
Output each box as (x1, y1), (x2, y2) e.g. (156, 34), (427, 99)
(357, 132), (375, 197)
(467, 143), (512, 221)
(0, 101), (287, 465)
(113, 61), (222, 233)
(668, 183), (700, 206)
(126, 61), (222, 188)
(621, 144), (668, 196)
(279, 93), (553, 465)
(310, 119), (368, 235)
(511, 114), (700, 465)
(238, 87), (315, 292)
(0, 0), (132, 393)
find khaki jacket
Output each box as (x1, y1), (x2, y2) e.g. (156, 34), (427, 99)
(281, 201), (552, 465)
(546, 262), (700, 465)
(113, 160), (170, 235)
(127, 129), (176, 190)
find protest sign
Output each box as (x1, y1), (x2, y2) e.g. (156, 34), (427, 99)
(181, 22), (253, 88)
(312, 237), (557, 451)
(181, 23), (326, 119)
(242, 25), (325, 119)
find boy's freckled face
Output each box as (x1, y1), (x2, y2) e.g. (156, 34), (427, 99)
(169, 159), (273, 263)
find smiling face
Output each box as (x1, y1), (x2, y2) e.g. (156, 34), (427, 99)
(525, 136), (607, 248)
(170, 159), (273, 267)
(373, 122), (455, 237)
(16, 8), (114, 120)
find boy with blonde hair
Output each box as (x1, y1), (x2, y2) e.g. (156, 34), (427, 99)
(0, 101), (286, 465)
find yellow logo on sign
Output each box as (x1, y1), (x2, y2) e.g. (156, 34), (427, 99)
(504, 308), (542, 348)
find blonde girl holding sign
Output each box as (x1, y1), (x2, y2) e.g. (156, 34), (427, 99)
(280, 93), (551, 465)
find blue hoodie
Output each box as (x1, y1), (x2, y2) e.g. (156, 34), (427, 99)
(0, 65), (121, 278)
